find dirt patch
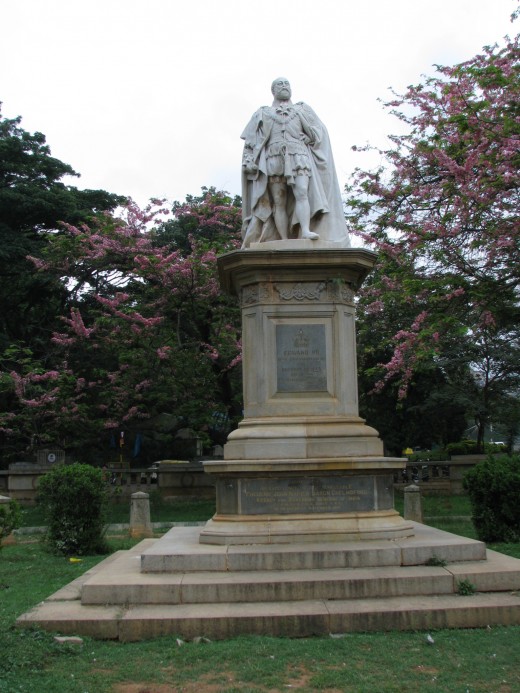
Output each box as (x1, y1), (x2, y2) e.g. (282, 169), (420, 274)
(113, 671), (256, 693)
(283, 663), (313, 689)
(113, 667), (320, 692)
(113, 686), (177, 693)
(413, 665), (440, 675)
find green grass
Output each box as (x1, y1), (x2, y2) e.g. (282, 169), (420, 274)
(3, 495), (520, 691)
(2, 539), (520, 693)
(22, 493), (469, 529)
(394, 492), (472, 519)
(19, 494), (216, 528)
(0, 497), (520, 693)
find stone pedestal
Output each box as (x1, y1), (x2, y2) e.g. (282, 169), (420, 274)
(201, 242), (412, 544)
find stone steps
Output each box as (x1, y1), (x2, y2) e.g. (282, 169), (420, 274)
(18, 592), (520, 642)
(139, 524), (486, 572)
(80, 548), (520, 606)
(15, 523), (520, 641)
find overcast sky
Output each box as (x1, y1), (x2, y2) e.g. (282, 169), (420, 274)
(1, 0), (516, 207)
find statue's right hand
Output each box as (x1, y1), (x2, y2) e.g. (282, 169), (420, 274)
(242, 162), (258, 174)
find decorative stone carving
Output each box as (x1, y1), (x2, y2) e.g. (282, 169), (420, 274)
(275, 282), (325, 301)
(241, 283), (272, 305)
(327, 281), (355, 304)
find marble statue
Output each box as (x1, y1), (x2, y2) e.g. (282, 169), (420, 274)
(241, 77), (350, 248)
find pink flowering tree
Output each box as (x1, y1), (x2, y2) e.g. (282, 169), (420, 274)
(347, 29), (520, 451)
(1, 190), (242, 464)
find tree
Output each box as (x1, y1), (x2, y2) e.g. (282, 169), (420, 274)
(356, 260), (471, 454)
(347, 30), (520, 449)
(1, 191), (243, 465)
(0, 104), (124, 354)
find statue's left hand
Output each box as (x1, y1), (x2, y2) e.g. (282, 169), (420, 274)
(242, 161), (258, 174)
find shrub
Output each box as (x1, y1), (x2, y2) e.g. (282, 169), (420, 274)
(445, 441), (468, 455)
(0, 499), (21, 549)
(446, 440), (479, 456)
(37, 463), (109, 555)
(463, 454), (520, 542)
(485, 442), (508, 454)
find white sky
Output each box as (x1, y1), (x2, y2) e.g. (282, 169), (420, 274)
(1, 0), (516, 207)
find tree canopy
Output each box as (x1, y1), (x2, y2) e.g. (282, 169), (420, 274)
(347, 31), (520, 451)
(1, 188), (243, 465)
(0, 105), (125, 354)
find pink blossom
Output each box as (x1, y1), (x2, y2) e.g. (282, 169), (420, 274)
(156, 346), (172, 360)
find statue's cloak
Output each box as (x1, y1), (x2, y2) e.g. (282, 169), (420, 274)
(241, 102), (349, 247)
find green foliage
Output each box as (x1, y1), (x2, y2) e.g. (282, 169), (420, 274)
(425, 555), (447, 567)
(406, 450), (449, 463)
(0, 106), (124, 466)
(2, 189), (243, 464)
(443, 440), (507, 456)
(349, 34), (520, 453)
(37, 463), (109, 555)
(457, 578), (476, 595)
(446, 440), (479, 455)
(0, 105), (124, 354)
(463, 454), (520, 542)
(0, 498), (21, 548)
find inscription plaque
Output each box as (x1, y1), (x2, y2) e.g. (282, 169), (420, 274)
(238, 476), (391, 515)
(276, 324), (327, 392)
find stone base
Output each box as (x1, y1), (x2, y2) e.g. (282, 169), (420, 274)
(16, 524), (520, 641)
(222, 416), (386, 460)
(199, 511), (413, 545)
(202, 455), (408, 545)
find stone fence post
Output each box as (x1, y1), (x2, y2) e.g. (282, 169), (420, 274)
(129, 491), (153, 539)
(404, 484), (423, 523)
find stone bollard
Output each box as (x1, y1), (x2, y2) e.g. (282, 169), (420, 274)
(404, 484), (423, 523)
(129, 491), (153, 538)
(0, 494), (17, 546)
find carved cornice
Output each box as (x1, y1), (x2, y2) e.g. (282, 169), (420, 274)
(275, 282), (325, 301)
(217, 247), (377, 297)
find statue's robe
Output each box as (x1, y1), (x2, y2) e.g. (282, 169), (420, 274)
(241, 102), (350, 247)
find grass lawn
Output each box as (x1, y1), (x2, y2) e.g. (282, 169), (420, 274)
(394, 491), (472, 519)
(20, 490), (469, 529)
(2, 498), (520, 692)
(18, 494), (216, 528)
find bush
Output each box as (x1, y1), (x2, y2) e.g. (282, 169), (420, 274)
(446, 440), (479, 456)
(0, 499), (21, 549)
(37, 463), (109, 555)
(463, 454), (520, 542)
(445, 441), (468, 455)
(485, 442), (508, 454)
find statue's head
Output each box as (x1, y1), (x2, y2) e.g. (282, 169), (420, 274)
(271, 77), (291, 101)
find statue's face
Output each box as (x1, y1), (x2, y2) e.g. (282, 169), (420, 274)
(272, 78), (291, 101)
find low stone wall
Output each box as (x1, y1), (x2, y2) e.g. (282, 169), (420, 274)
(0, 461), (215, 503)
(393, 455), (489, 495)
(2, 454), (491, 502)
